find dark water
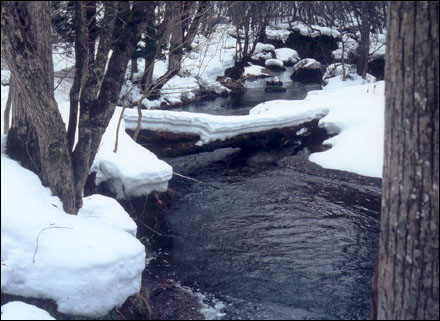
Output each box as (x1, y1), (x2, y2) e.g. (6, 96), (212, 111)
(145, 71), (381, 320)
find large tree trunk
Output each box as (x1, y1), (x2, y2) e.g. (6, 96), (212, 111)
(372, 1), (439, 320)
(1, 1), (77, 213)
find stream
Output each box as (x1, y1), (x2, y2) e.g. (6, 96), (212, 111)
(142, 69), (382, 320)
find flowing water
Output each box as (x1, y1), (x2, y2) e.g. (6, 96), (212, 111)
(144, 70), (382, 320)
(168, 67), (322, 116)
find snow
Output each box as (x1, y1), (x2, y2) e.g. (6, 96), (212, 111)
(252, 78), (384, 178)
(1, 143), (146, 316)
(265, 59), (284, 68)
(254, 43), (276, 54)
(178, 25), (236, 96)
(332, 32), (386, 61)
(291, 22), (341, 39)
(123, 106), (329, 146)
(1, 57), (172, 318)
(292, 58), (322, 72)
(243, 64), (273, 78)
(332, 34), (358, 60)
(309, 81), (384, 177)
(322, 63), (376, 89)
(1, 301), (55, 320)
(266, 25), (291, 43)
(91, 106), (173, 200)
(275, 48), (300, 64)
(1, 19), (386, 319)
(161, 75), (200, 104)
(52, 47), (75, 73)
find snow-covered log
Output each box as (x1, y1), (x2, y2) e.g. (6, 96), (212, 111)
(126, 119), (328, 157)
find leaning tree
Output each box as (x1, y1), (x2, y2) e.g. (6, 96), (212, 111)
(1, 1), (151, 214)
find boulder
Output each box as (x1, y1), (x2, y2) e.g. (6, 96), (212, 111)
(291, 58), (323, 83)
(251, 42), (276, 66)
(286, 30), (339, 64)
(265, 58), (285, 72)
(274, 48), (300, 66)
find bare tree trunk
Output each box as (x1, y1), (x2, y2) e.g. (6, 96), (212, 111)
(72, 2), (151, 207)
(184, 1), (211, 46)
(372, 1), (439, 319)
(68, 1), (89, 152)
(356, 1), (371, 78)
(3, 74), (14, 134)
(2, 1), (77, 213)
(2, 1), (151, 213)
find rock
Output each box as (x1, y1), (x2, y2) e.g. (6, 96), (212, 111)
(367, 57), (385, 80)
(274, 48), (301, 66)
(264, 59), (285, 72)
(291, 58), (323, 83)
(251, 42), (276, 66)
(264, 85), (287, 93)
(286, 30), (339, 64)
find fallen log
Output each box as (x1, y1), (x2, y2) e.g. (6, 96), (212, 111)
(126, 118), (330, 158)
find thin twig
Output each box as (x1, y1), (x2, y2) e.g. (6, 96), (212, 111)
(173, 171), (206, 184)
(33, 225), (74, 263)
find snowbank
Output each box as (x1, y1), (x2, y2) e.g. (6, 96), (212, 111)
(1, 301), (55, 320)
(251, 79), (385, 178)
(322, 63), (376, 89)
(91, 107), (173, 200)
(1, 136), (146, 317)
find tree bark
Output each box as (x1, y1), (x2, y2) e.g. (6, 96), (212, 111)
(68, 1), (89, 152)
(372, 1), (439, 319)
(1, 1), (77, 213)
(2, 1), (151, 213)
(3, 74), (14, 134)
(72, 1), (151, 208)
(357, 1), (371, 78)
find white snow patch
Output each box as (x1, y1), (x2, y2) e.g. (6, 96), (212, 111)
(292, 59), (321, 72)
(265, 59), (284, 68)
(91, 107), (173, 200)
(123, 105), (328, 146)
(275, 48), (300, 64)
(243, 65), (273, 78)
(1, 301), (55, 320)
(1, 144), (146, 316)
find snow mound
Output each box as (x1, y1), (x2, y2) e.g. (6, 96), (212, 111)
(1, 301), (55, 320)
(275, 48), (300, 65)
(1, 143), (146, 317)
(91, 107), (173, 200)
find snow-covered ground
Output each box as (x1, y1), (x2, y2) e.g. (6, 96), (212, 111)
(1, 134), (146, 317)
